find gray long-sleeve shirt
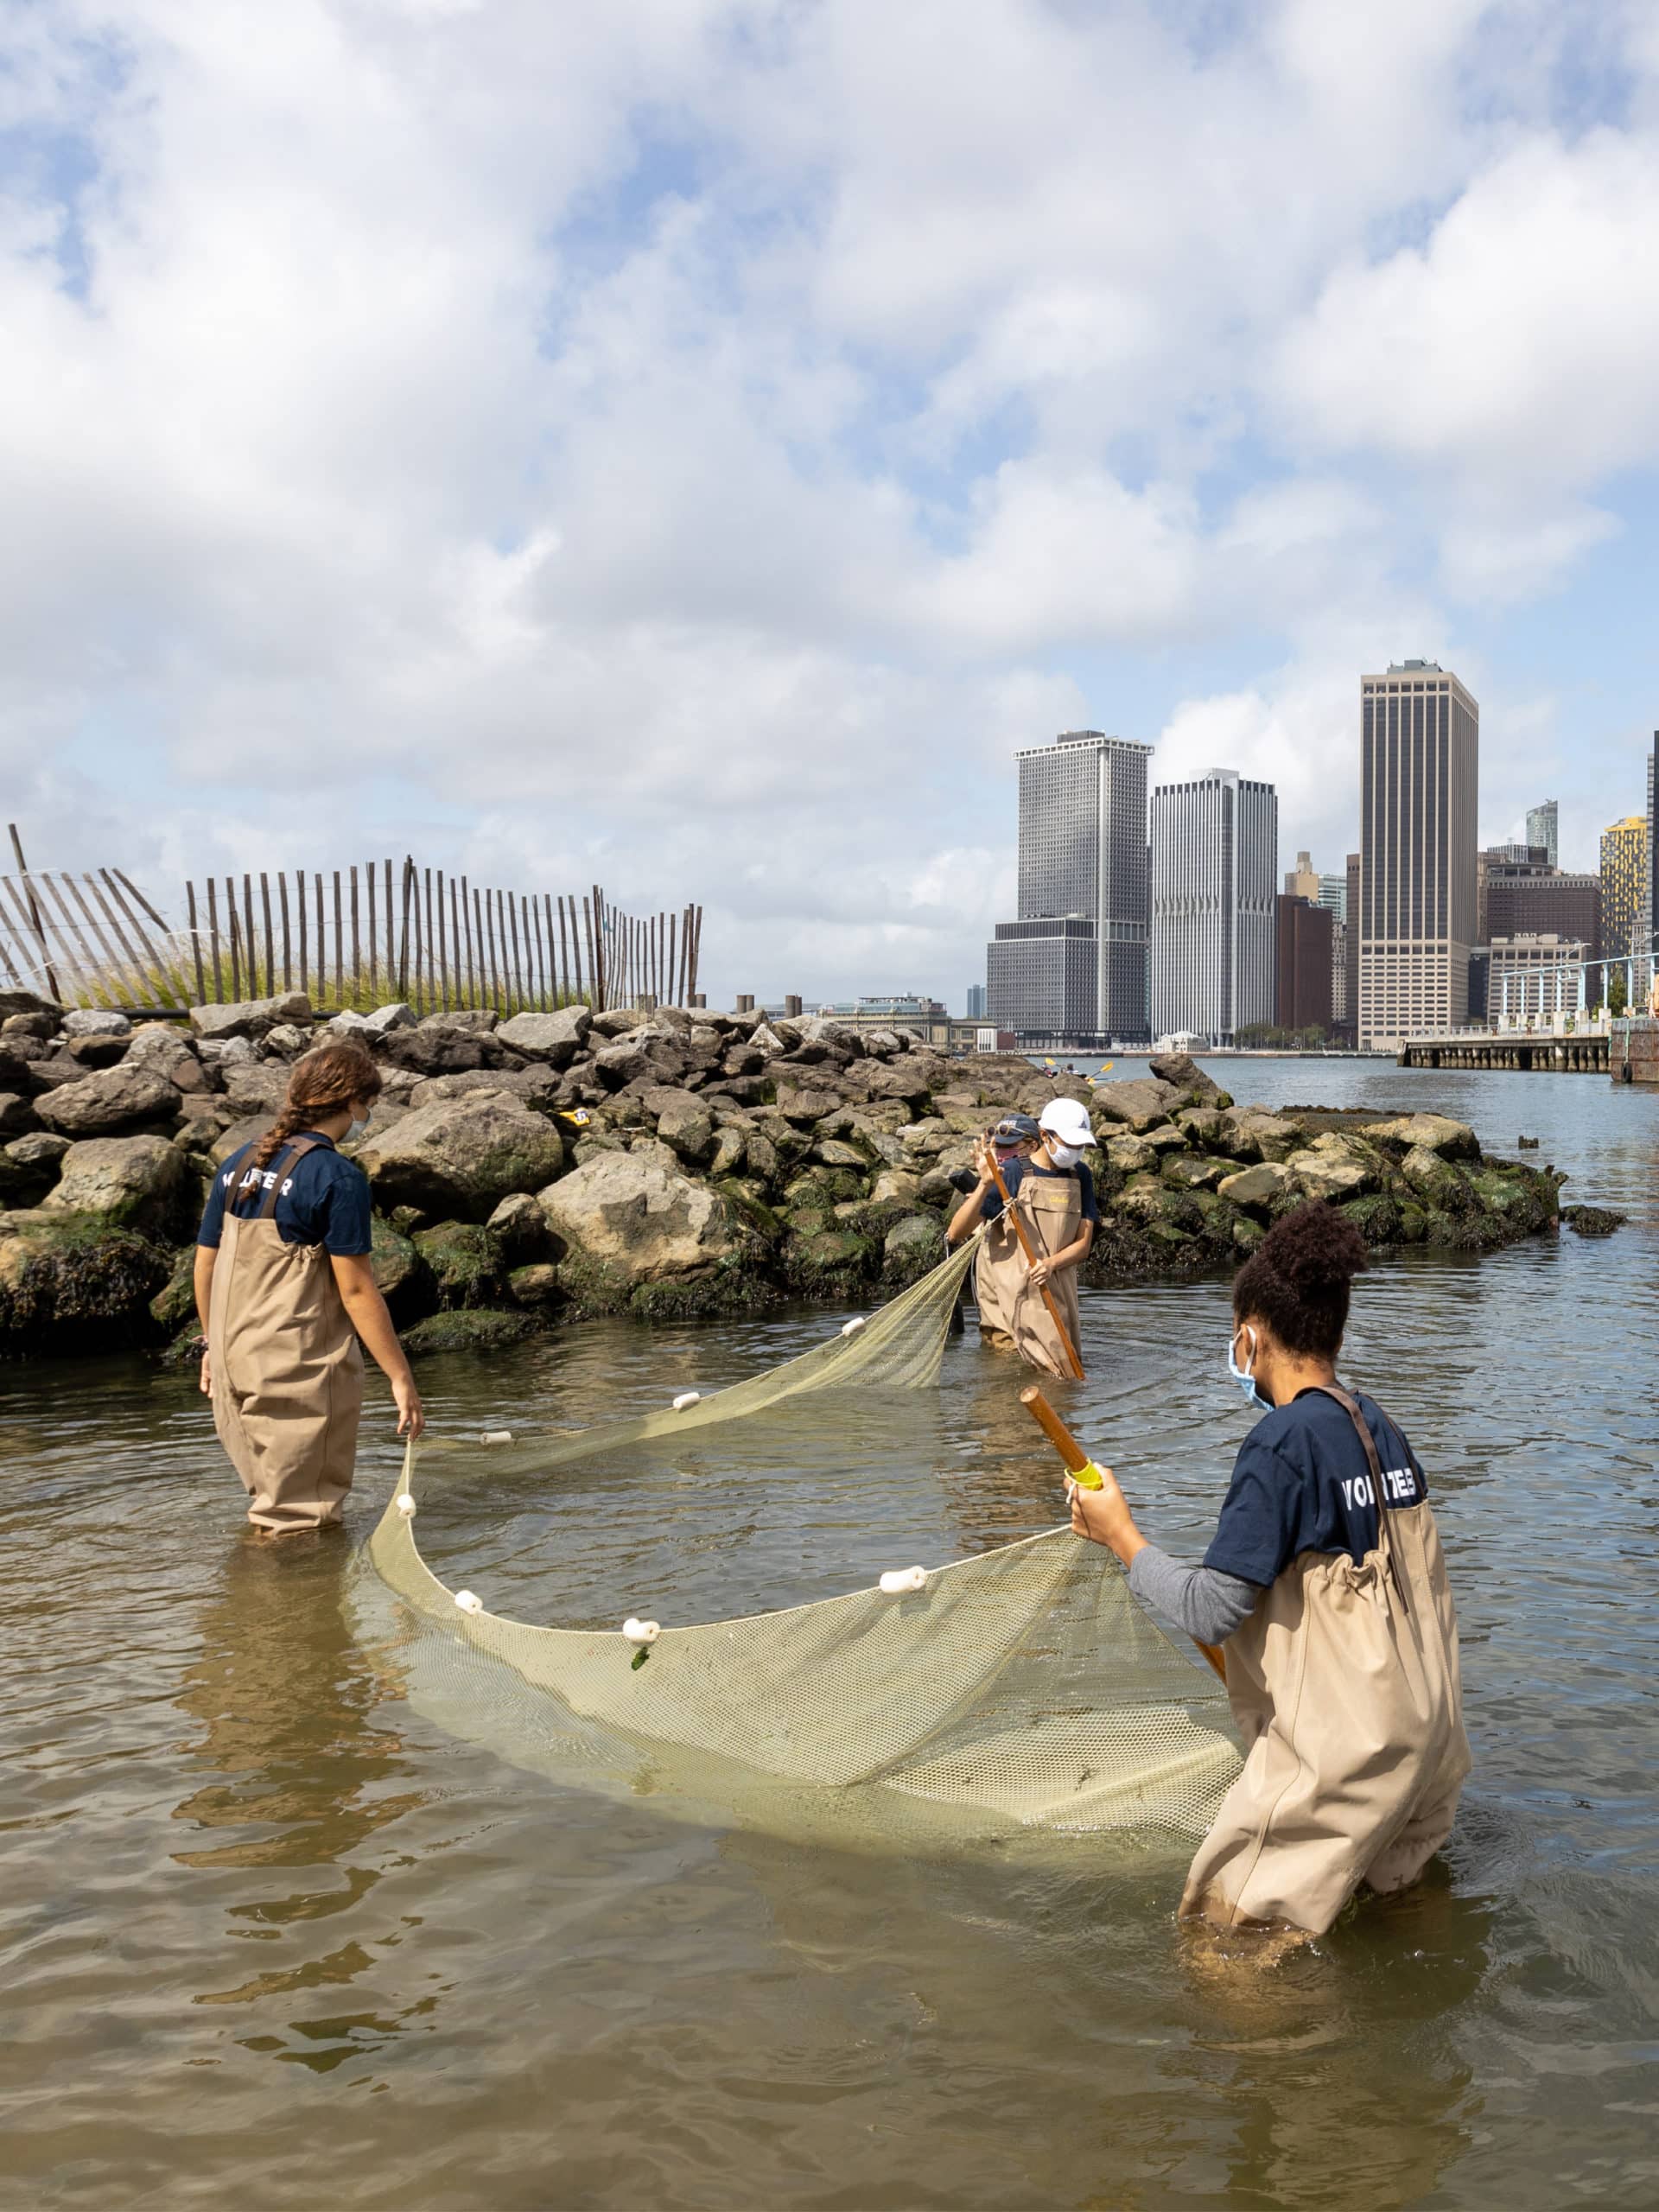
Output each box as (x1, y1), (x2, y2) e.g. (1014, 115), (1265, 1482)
(1128, 1545), (1259, 1645)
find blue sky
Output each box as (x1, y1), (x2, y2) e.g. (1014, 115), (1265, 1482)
(2, 0), (1657, 1006)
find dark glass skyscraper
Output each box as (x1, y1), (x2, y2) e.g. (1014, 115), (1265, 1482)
(988, 730), (1153, 1039)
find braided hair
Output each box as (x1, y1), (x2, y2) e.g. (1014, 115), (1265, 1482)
(245, 1040), (382, 1176)
(1231, 1200), (1368, 1358)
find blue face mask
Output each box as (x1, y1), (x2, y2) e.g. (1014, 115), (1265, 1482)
(1229, 1325), (1274, 1412)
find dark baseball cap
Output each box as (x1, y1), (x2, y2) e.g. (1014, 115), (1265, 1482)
(991, 1113), (1041, 1146)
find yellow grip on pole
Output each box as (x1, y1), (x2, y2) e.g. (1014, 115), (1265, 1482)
(1070, 1460), (1105, 1491)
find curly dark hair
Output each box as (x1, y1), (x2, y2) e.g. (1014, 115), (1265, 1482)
(246, 1040), (382, 1176)
(1231, 1200), (1369, 1358)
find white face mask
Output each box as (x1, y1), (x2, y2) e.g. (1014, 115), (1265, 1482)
(346, 1113), (371, 1141)
(1046, 1139), (1081, 1169)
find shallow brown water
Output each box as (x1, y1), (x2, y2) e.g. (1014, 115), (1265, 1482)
(3, 1060), (1658, 2209)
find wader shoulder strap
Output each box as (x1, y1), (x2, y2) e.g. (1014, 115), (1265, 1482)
(1311, 1382), (1409, 1611)
(245, 1135), (327, 1220)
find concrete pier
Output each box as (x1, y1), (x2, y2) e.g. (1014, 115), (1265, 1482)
(1395, 1017), (1659, 1082)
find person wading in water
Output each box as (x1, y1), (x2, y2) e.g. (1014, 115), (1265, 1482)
(193, 1039), (423, 1537)
(945, 1097), (1098, 1376)
(946, 1111), (1038, 1350)
(1067, 1201), (1470, 1936)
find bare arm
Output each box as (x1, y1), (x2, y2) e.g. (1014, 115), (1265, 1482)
(330, 1252), (425, 1437)
(194, 1246), (216, 1396)
(946, 1137), (998, 1245)
(1028, 1215), (1094, 1289)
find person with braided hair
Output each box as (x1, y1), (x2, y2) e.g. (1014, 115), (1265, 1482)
(1067, 1200), (1470, 1936)
(193, 1039), (423, 1536)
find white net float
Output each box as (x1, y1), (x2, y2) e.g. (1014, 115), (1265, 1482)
(622, 1618), (661, 1646)
(671, 1392), (702, 1411)
(480, 1430), (514, 1446)
(879, 1566), (928, 1595)
(454, 1590), (484, 1615)
(395, 1493), (416, 1516)
(840, 1316), (867, 1337)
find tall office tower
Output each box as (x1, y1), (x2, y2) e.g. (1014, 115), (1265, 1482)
(1284, 850), (1319, 900)
(992, 729), (1154, 1039)
(1345, 852), (1361, 1036)
(1599, 817), (1648, 961)
(1526, 801), (1559, 868)
(1359, 660), (1478, 1043)
(1149, 768), (1277, 1043)
(1275, 895), (1334, 1031)
(1485, 866), (1601, 965)
(1313, 868), (1348, 1023)
(964, 982), (988, 1020)
(1649, 738), (1657, 949)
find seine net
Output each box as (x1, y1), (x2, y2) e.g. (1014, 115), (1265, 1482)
(364, 1234), (1242, 1838)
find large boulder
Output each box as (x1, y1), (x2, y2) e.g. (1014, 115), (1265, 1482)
(1287, 1143), (1373, 1202)
(355, 1090), (565, 1223)
(224, 1062), (291, 1116)
(0, 1211), (172, 1345)
(653, 1093), (716, 1166)
(0, 1131), (69, 1208)
(1089, 1077), (1184, 1135)
(591, 1037), (652, 1090)
(775, 1084), (843, 1127)
(409, 1067), (560, 1110)
(413, 1221), (506, 1309)
(369, 1215), (424, 1308)
(62, 1008), (132, 1039)
(496, 1005), (591, 1067)
(1217, 1161), (1294, 1211)
(1365, 1113), (1479, 1162)
(1222, 1111), (1303, 1164)
(190, 992), (312, 1041)
(34, 1062), (179, 1137)
(378, 1019), (492, 1077)
(0, 989), (63, 1021)
(859, 1060), (932, 1105)
(1400, 1143), (1478, 1216)
(537, 1149), (736, 1284)
(1147, 1052), (1230, 1108)
(883, 1211), (944, 1282)
(41, 1135), (185, 1232)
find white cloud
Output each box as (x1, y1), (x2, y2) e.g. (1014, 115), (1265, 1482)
(0, 0), (1655, 1002)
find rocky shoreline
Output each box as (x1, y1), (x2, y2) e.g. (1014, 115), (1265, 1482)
(0, 988), (1613, 1359)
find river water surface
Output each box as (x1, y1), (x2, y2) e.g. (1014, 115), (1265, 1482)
(3, 1059), (1657, 2210)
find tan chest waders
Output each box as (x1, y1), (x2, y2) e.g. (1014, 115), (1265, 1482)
(1180, 1384), (1471, 1936)
(209, 1137), (365, 1532)
(976, 1170), (1084, 1378)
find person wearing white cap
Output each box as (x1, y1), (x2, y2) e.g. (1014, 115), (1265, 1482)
(946, 1096), (1099, 1375)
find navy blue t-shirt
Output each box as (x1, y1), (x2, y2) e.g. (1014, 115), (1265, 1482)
(1203, 1388), (1427, 1587)
(980, 1156), (1101, 1226)
(197, 1134), (373, 1256)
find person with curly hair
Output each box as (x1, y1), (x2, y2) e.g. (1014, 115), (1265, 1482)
(1068, 1199), (1470, 1936)
(193, 1039), (423, 1537)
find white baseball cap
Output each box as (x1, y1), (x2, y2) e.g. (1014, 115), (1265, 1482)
(1039, 1097), (1093, 1149)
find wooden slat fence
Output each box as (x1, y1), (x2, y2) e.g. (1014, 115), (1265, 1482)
(177, 861), (702, 1016)
(0, 866), (194, 1010)
(0, 849), (703, 1017)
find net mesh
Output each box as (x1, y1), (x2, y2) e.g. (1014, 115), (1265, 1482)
(364, 1234), (1242, 1838)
